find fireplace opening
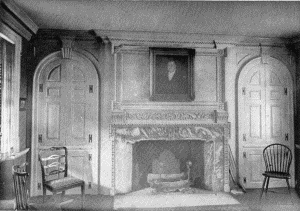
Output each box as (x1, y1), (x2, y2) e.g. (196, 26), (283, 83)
(132, 140), (210, 192)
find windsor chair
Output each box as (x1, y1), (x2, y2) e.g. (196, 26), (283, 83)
(260, 144), (292, 198)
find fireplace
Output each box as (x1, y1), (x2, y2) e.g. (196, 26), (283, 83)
(132, 140), (205, 192)
(109, 123), (230, 195)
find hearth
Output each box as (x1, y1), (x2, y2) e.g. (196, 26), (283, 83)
(132, 140), (203, 192)
(109, 123), (230, 195)
(146, 148), (192, 193)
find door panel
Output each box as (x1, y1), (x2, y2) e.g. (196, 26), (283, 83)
(265, 69), (288, 146)
(36, 55), (99, 195)
(244, 149), (265, 188)
(46, 103), (60, 141)
(243, 66), (266, 147)
(68, 150), (96, 194)
(239, 58), (294, 189)
(249, 105), (262, 138)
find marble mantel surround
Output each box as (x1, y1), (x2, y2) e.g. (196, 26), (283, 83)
(109, 110), (230, 195)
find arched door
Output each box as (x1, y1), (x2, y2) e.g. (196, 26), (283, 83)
(238, 57), (294, 188)
(31, 52), (99, 196)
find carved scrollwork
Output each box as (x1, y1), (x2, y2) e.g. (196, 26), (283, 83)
(216, 111), (229, 122)
(112, 112), (125, 123)
(125, 111), (214, 121)
(112, 101), (122, 111)
(113, 124), (224, 144)
(111, 110), (229, 124)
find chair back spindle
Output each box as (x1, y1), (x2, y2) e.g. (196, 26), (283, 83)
(260, 143), (292, 199)
(263, 144), (292, 174)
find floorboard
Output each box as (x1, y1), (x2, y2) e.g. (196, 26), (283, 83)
(28, 188), (300, 211)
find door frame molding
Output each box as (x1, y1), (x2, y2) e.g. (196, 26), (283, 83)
(236, 55), (295, 188)
(30, 50), (102, 196)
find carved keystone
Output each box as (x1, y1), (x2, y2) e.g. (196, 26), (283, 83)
(60, 36), (75, 59)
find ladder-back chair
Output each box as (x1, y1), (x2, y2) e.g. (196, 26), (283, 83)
(38, 147), (85, 208)
(260, 143), (292, 198)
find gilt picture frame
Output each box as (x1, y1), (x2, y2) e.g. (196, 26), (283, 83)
(150, 48), (194, 102)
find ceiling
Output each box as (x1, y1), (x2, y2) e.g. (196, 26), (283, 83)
(12, 0), (300, 39)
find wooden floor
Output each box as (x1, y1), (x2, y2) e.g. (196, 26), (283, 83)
(28, 188), (300, 211)
(233, 188), (300, 211)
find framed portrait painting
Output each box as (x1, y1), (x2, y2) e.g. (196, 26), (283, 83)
(150, 48), (195, 102)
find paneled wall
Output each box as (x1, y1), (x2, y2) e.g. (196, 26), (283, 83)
(24, 29), (296, 195)
(113, 46), (224, 110)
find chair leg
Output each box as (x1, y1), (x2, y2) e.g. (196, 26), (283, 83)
(61, 190), (65, 202)
(81, 184), (85, 209)
(286, 179), (291, 194)
(265, 177), (270, 193)
(260, 176), (267, 199)
(52, 191), (63, 210)
(42, 187), (46, 203)
(53, 191), (57, 201)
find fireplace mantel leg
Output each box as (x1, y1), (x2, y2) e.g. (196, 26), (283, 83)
(110, 130), (116, 196)
(223, 130), (230, 192)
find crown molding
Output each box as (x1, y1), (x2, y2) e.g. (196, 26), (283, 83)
(35, 29), (97, 41)
(1, 0), (38, 34)
(94, 29), (292, 49)
(0, 0), (38, 40)
(291, 36), (300, 50)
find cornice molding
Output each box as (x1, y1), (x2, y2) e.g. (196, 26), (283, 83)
(36, 29), (97, 41)
(94, 29), (292, 49)
(1, 0), (38, 34)
(0, 0), (38, 40)
(291, 36), (300, 50)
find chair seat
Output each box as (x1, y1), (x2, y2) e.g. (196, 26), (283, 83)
(45, 176), (84, 191)
(262, 171), (291, 179)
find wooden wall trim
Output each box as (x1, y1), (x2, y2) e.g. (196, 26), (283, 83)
(1, 0), (38, 34)
(94, 29), (292, 50)
(0, 0), (38, 40)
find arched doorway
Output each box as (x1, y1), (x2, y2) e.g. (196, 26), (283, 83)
(237, 56), (294, 188)
(31, 51), (100, 196)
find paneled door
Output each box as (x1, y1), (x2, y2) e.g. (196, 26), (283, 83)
(238, 57), (294, 189)
(35, 53), (99, 195)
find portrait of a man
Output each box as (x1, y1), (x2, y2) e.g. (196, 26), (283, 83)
(155, 57), (188, 95)
(151, 49), (194, 102)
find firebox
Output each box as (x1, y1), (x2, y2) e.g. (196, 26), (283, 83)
(110, 124), (230, 195)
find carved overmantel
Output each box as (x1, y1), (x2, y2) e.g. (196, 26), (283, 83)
(109, 45), (226, 112)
